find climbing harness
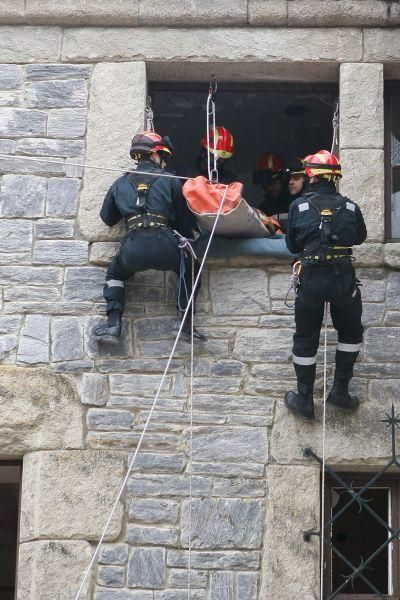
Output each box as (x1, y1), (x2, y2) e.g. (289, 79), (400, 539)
(284, 260), (302, 308)
(74, 183), (230, 600)
(206, 75), (218, 183)
(173, 230), (198, 313)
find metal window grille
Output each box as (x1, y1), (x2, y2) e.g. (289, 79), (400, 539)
(303, 405), (400, 599)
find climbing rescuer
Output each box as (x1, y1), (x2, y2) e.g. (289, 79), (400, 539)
(92, 131), (206, 343)
(284, 150), (367, 421)
(253, 153), (291, 232)
(285, 158), (308, 201)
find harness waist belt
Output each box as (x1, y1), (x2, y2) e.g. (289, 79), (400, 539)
(302, 247), (352, 262)
(127, 213), (169, 230)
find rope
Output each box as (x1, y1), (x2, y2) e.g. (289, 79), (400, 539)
(74, 184), (229, 600)
(187, 254), (195, 599)
(0, 153), (190, 180)
(145, 95), (155, 132)
(331, 99), (339, 156)
(320, 300), (328, 599)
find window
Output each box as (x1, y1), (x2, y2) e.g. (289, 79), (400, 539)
(385, 82), (400, 240)
(324, 473), (400, 599)
(0, 463), (22, 600)
(149, 82), (337, 207)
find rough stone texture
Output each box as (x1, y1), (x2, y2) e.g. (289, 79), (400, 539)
(365, 327), (400, 361)
(47, 177), (81, 217)
(248, 0), (287, 25)
(94, 592), (153, 600)
(129, 499), (179, 524)
(90, 241), (120, 265)
(47, 108), (87, 138)
(190, 427), (267, 463)
(0, 107), (47, 137)
(26, 0), (140, 25)
(20, 450), (125, 541)
(340, 149), (385, 242)
(0, 1), (25, 25)
(81, 373), (109, 406)
(288, 0), (389, 27)
(233, 327), (292, 361)
(25, 64), (92, 80)
(260, 465), (319, 599)
(0, 366), (83, 454)
(181, 499), (262, 549)
(127, 547), (166, 588)
(35, 218), (75, 239)
(51, 317), (84, 361)
(78, 62), (145, 242)
(0, 174), (46, 217)
(87, 408), (134, 431)
(99, 543), (129, 565)
(384, 243), (400, 268)
(97, 565), (125, 587)
(33, 240), (88, 265)
(364, 28), (400, 62)
(340, 63), (384, 149)
(17, 314), (49, 363)
(17, 540), (92, 600)
(209, 269), (268, 315)
(0, 65), (23, 88)
(25, 79), (88, 108)
(63, 27), (362, 62)
(0, 27), (62, 62)
(16, 138), (85, 158)
(63, 266), (105, 301)
(139, 0), (247, 25)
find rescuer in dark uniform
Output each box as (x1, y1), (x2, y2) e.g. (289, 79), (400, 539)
(284, 150), (367, 421)
(253, 153), (291, 232)
(93, 131), (205, 343)
(284, 158), (309, 201)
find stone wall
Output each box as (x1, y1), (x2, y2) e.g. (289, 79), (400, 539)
(0, 5), (400, 599)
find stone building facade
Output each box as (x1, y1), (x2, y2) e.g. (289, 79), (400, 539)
(0, 1), (400, 598)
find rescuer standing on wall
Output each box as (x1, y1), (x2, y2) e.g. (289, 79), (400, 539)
(93, 131), (205, 343)
(284, 150), (367, 421)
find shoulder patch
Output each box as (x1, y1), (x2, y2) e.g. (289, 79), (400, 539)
(298, 202), (310, 212)
(346, 202), (356, 212)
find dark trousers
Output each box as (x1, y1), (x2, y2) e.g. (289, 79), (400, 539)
(104, 228), (200, 314)
(293, 261), (363, 386)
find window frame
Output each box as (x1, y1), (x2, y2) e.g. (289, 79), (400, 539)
(324, 472), (400, 600)
(384, 80), (400, 242)
(0, 461), (22, 599)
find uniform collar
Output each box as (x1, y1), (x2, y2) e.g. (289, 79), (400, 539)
(308, 179), (336, 194)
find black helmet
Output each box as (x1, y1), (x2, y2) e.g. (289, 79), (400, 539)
(130, 131), (174, 159)
(284, 158), (306, 176)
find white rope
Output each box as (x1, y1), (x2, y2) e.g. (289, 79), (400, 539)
(0, 153), (190, 180)
(320, 301), (328, 600)
(187, 255), (195, 599)
(74, 184), (229, 600)
(145, 95), (155, 132)
(331, 99), (339, 156)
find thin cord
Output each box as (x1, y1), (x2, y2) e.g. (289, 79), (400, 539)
(187, 255), (195, 599)
(320, 301), (328, 600)
(74, 184), (229, 600)
(0, 153), (190, 180)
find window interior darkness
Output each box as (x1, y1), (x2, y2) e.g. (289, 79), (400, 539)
(0, 464), (21, 600)
(325, 475), (400, 599)
(149, 83), (337, 207)
(385, 81), (400, 240)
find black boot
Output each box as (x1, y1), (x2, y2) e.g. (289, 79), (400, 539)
(327, 379), (359, 411)
(284, 383), (315, 422)
(93, 310), (122, 343)
(172, 310), (207, 343)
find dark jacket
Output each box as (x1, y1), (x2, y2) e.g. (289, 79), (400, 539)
(285, 180), (367, 255)
(99, 159), (197, 238)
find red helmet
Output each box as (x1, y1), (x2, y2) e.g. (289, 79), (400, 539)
(201, 126), (234, 159)
(302, 150), (342, 179)
(256, 153), (284, 173)
(130, 131), (174, 158)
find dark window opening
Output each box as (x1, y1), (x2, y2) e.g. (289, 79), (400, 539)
(149, 82), (337, 207)
(324, 474), (400, 599)
(0, 463), (22, 600)
(385, 81), (400, 241)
